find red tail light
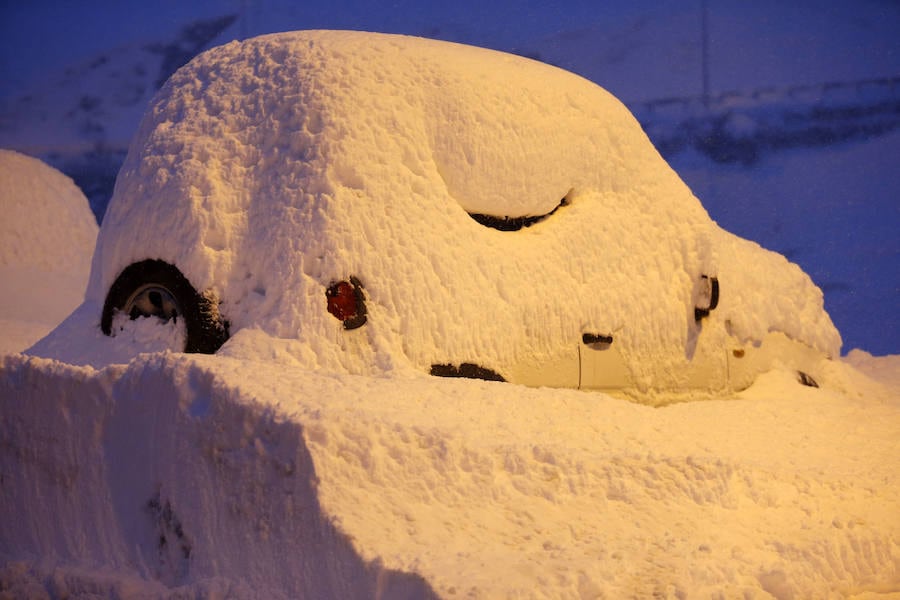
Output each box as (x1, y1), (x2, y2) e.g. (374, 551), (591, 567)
(326, 277), (367, 329)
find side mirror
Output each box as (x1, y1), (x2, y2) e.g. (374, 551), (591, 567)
(694, 275), (719, 321)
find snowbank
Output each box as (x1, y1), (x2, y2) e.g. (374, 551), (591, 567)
(1, 350), (897, 598)
(34, 31), (838, 397)
(0, 149), (97, 353)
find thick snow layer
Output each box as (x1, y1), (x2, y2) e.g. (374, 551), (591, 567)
(1, 349), (898, 598)
(0, 150), (96, 272)
(0, 149), (97, 353)
(6, 31), (890, 599)
(34, 31), (839, 397)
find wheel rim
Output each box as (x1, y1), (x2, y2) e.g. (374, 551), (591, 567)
(123, 284), (181, 322)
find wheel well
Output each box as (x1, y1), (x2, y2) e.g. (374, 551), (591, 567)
(101, 259), (229, 354)
(430, 363), (506, 382)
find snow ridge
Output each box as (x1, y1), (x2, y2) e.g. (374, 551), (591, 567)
(2, 350), (898, 598)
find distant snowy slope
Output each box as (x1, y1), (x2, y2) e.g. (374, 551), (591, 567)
(0, 15), (235, 152)
(525, 0), (900, 103)
(0, 15), (236, 218)
(4, 0), (898, 160)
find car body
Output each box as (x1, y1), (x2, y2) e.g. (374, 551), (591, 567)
(38, 30), (841, 402)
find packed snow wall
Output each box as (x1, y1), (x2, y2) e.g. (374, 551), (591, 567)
(0, 353), (437, 599)
(3, 349), (899, 598)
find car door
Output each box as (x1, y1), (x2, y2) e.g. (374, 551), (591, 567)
(579, 332), (632, 391)
(579, 273), (729, 394)
(579, 326), (730, 393)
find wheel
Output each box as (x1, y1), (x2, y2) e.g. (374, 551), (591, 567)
(101, 259), (229, 354)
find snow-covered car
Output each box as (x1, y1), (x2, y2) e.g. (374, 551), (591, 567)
(42, 30), (841, 401)
(0, 150), (98, 354)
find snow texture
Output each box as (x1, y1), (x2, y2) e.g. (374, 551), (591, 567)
(33, 31), (838, 398)
(0, 149), (97, 353)
(2, 31), (894, 599)
(2, 1), (896, 356)
(2, 349), (898, 598)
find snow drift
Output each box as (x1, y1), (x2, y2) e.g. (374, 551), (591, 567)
(0, 149), (97, 353)
(2, 350), (898, 598)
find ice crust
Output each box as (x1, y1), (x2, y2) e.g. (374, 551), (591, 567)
(37, 30), (839, 388)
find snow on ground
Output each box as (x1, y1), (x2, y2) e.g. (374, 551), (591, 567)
(1, 348), (898, 598)
(0, 150), (97, 353)
(1, 30), (898, 600)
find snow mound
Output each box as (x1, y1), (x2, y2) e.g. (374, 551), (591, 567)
(2, 350), (897, 598)
(0, 149), (96, 271)
(0, 150), (97, 353)
(34, 31), (839, 394)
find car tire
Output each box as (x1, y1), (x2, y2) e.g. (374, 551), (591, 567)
(101, 259), (229, 354)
